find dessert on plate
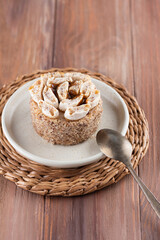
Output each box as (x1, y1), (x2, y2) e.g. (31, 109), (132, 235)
(29, 71), (103, 145)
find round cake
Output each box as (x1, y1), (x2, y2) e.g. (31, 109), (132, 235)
(29, 71), (103, 145)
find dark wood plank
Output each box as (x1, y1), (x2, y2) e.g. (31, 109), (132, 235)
(43, 1), (141, 240)
(53, 0), (134, 93)
(131, 0), (160, 239)
(0, 0), (56, 87)
(0, 0), (56, 239)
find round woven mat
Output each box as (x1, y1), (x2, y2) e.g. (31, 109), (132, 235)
(0, 68), (149, 196)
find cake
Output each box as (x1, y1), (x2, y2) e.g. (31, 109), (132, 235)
(29, 71), (103, 145)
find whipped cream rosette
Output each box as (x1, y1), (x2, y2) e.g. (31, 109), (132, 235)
(29, 72), (101, 121)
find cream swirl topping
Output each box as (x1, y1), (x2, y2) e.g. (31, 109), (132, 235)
(29, 72), (101, 120)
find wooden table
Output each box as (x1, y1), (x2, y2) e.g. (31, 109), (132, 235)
(0, 1), (159, 239)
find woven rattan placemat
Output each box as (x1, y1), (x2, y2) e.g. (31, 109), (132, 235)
(0, 68), (149, 196)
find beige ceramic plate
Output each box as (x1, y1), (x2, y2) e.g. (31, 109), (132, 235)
(2, 78), (129, 168)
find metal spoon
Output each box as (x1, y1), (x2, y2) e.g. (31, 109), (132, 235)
(96, 129), (160, 218)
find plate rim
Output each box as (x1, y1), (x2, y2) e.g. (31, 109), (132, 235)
(2, 78), (129, 168)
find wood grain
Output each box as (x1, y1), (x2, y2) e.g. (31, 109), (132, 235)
(0, 0), (56, 87)
(0, 0), (159, 239)
(131, 0), (160, 239)
(0, 0), (56, 239)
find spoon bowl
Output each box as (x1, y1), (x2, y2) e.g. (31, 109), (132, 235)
(96, 129), (132, 164)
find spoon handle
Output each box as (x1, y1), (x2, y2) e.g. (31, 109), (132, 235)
(127, 163), (160, 218)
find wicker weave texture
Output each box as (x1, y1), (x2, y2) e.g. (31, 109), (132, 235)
(0, 68), (149, 196)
